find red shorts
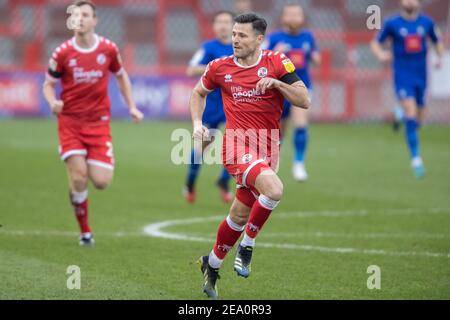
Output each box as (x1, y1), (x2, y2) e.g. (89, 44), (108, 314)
(57, 117), (114, 170)
(223, 144), (280, 208)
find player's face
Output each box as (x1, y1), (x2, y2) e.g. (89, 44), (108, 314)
(232, 23), (264, 59)
(400, 0), (420, 14)
(282, 5), (304, 32)
(75, 4), (97, 35)
(213, 14), (234, 41)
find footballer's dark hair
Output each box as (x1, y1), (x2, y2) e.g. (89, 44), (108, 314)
(213, 10), (235, 22)
(74, 0), (96, 17)
(234, 13), (267, 35)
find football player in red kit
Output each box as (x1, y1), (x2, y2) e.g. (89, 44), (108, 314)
(191, 13), (310, 298)
(43, 1), (143, 246)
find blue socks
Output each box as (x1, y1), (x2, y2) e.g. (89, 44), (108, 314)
(187, 149), (231, 191)
(405, 118), (419, 159)
(218, 168), (230, 184)
(187, 149), (202, 190)
(294, 128), (308, 162)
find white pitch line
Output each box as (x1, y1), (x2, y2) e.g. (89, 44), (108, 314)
(142, 211), (450, 259)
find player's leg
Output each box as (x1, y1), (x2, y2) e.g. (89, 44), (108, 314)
(231, 163), (283, 278)
(65, 155), (94, 245)
(214, 122), (233, 204)
(400, 96), (424, 178)
(291, 105), (309, 182)
(279, 100), (291, 140)
(200, 196), (251, 298)
(184, 137), (214, 203)
(88, 163), (114, 190)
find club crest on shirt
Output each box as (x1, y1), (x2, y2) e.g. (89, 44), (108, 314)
(257, 67), (268, 78)
(97, 53), (106, 65)
(242, 153), (253, 164)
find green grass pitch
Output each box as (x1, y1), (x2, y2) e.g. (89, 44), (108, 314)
(0, 119), (449, 299)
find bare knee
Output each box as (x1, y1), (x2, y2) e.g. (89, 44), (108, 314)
(264, 181), (284, 201)
(229, 204), (250, 226)
(91, 177), (112, 190)
(68, 166), (88, 191)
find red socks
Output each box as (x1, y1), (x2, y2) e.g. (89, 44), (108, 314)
(70, 191), (91, 234)
(212, 215), (245, 260)
(245, 195), (279, 237)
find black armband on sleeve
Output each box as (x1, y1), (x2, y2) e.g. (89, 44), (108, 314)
(280, 72), (300, 85)
(47, 68), (63, 79)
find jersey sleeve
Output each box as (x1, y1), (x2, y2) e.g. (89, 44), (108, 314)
(274, 53), (296, 79)
(46, 47), (65, 83)
(310, 33), (319, 53)
(190, 43), (211, 66)
(376, 20), (393, 43)
(200, 60), (219, 92)
(262, 34), (274, 50)
(109, 43), (124, 75)
(428, 19), (442, 44)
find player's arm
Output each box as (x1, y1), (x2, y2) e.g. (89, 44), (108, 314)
(43, 79), (64, 115)
(429, 22), (444, 69)
(256, 75), (310, 109)
(186, 46), (209, 77)
(115, 70), (143, 123)
(187, 65), (207, 77)
(190, 82), (210, 140)
(310, 34), (321, 66)
(371, 21), (392, 64)
(43, 56), (64, 115)
(433, 42), (445, 69)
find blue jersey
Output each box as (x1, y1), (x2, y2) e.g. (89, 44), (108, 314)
(377, 14), (441, 87)
(265, 30), (318, 89)
(189, 39), (233, 127)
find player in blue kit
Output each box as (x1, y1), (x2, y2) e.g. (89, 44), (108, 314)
(184, 11), (235, 203)
(264, 3), (320, 182)
(371, 0), (444, 178)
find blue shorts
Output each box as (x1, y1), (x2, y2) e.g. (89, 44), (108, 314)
(281, 88), (312, 119)
(395, 82), (427, 108)
(203, 115), (225, 130)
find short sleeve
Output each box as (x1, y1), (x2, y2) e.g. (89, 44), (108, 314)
(200, 60), (219, 92)
(376, 20), (392, 44)
(274, 53), (296, 80)
(190, 43), (211, 66)
(109, 43), (124, 75)
(46, 48), (65, 82)
(310, 33), (319, 52)
(428, 19), (441, 44)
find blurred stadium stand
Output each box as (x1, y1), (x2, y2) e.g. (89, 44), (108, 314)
(0, 0), (449, 122)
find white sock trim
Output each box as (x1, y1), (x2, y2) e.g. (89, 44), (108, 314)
(258, 195), (280, 210)
(72, 190), (88, 204)
(226, 215), (245, 232)
(208, 250), (223, 269)
(241, 233), (255, 247)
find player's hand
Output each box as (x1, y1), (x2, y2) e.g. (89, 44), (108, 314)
(129, 107), (144, 123)
(256, 77), (282, 94)
(378, 51), (392, 64)
(192, 123), (210, 141)
(50, 100), (64, 115)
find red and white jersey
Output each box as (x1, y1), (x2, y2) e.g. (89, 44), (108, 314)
(46, 34), (123, 122)
(201, 49), (296, 133)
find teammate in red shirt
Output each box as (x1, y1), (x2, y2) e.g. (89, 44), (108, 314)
(42, 1), (143, 246)
(191, 13), (310, 298)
